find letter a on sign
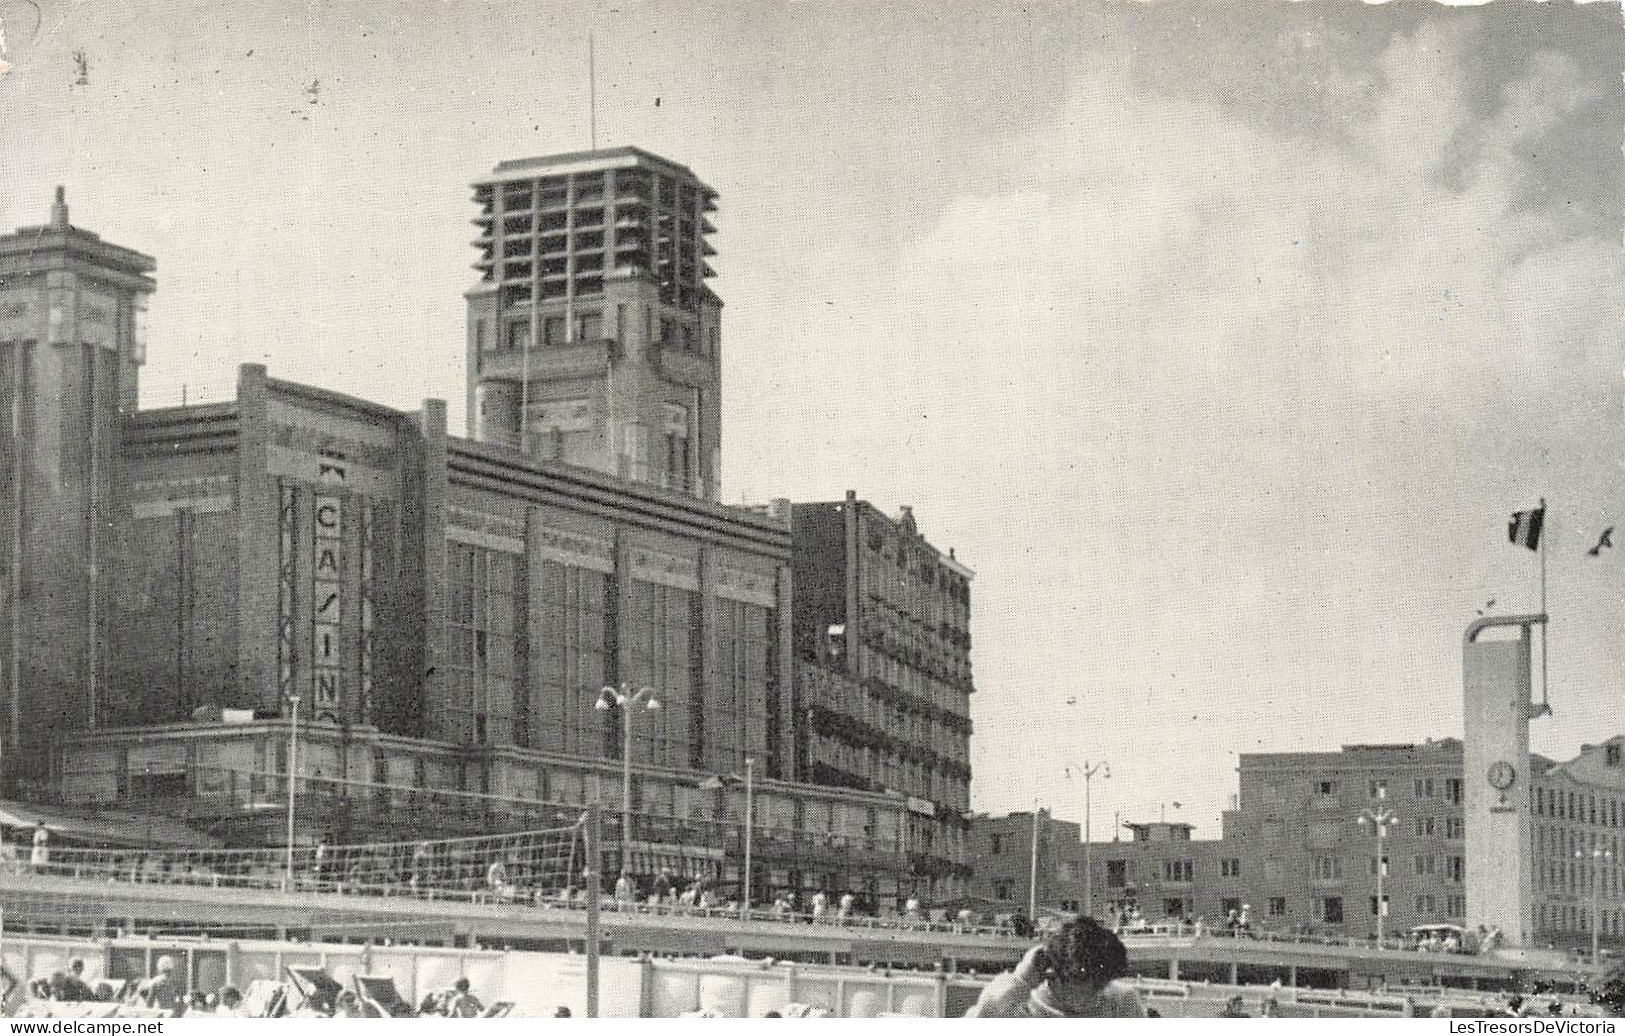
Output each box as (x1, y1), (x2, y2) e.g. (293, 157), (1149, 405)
(316, 547), (340, 577)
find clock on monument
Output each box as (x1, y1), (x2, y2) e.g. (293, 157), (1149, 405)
(1487, 760), (1517, 790)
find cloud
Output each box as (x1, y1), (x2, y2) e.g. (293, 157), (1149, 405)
(801, 22), (1625, 825)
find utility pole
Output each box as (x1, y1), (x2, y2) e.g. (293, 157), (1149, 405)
(742, 756), (754, 921)
(585, 805), (601, 1018)
(285, 694), (301, 888)
(1028, 802), (1042, 922)
(1580, 847), (1613, 969)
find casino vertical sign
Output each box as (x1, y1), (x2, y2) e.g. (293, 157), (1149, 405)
(313, 494), (343, 720)
(268, 399), (394, 726)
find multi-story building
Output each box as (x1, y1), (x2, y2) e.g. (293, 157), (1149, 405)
(790, 494), (975, 902)
(1223, 737), (1625, 948)
(1527, 735), (1625, 947)
(1224, 740), (1467, 939)
(0, 153), (937, 910)
(971, 737), (1625, 949)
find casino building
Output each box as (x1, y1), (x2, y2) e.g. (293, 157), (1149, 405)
(0, 148), (973, 911)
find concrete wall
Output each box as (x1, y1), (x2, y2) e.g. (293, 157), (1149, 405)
(1463, 623), (1537, 946)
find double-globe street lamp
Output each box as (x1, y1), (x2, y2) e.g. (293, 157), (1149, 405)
(1064, 761), (1110, 920)
(596, 684), (661, 877)
(700, 757), (755, 920)
(1577, 846), (1615, 967)
(1358, 788), (1400, 944)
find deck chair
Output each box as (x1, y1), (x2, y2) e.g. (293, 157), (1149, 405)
(240, 979), (288, 1018)
(284, 965), (343, 1015)
(480, 1002), (515, 1018)
(353, 974), (416, 1018)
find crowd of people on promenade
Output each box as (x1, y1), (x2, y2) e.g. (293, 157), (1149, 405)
(599, 867), (1017, 933)
(12, 823), (1529, 967)
(6, 825), (1026, 938)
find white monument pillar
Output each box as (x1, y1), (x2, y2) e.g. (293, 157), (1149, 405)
(1463, 614), (1547, 948)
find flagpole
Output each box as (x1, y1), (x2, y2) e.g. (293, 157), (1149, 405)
(1540, 496), (1549, 709)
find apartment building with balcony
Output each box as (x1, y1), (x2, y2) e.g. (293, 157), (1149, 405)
(790, 494), (975, 903)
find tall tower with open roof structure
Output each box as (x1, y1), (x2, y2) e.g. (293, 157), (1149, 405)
(466, 148), (722, 501)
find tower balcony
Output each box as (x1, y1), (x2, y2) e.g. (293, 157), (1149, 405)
(475, 338), (616, 383)
(646, 339), (715, 389)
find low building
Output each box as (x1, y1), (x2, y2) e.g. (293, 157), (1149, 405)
(969, 811), (1239, 923)
(965, 809), (1072, 917)
(971, 736), (1625, 950)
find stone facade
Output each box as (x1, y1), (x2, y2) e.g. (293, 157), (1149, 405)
(0, 189), (155, 776)
(0, 155), (953, 911)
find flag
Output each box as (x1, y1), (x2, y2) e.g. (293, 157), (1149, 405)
(1509, 507), (1544, 551)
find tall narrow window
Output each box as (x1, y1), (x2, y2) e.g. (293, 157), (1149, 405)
(542, 315), (565, 346)
(445, 542), (522, 746)
(508, 321), (531, 352)
(626, 580), (694, 768)
(533, 560), (611, 757)
(661, 403), (690, 492)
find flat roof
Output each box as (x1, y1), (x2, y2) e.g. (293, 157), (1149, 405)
(476, 146), (717, 195)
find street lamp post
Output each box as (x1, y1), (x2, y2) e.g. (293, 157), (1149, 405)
(285, 694), (301, 889)
(743, 757), (754, 920)
(700, 756), (755, 919)
(1359, 788), (1399, 944)
(1065, 761), (1110, 920)
(1578, 846), (1614, 967)
(1028, 799), (1042, 922)
(596, 684), (661, 877)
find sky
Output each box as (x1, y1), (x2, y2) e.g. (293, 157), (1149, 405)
(2, 1), (1621, 839)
